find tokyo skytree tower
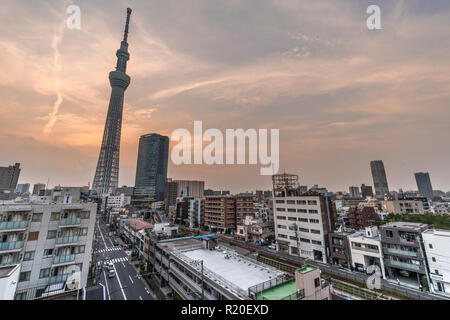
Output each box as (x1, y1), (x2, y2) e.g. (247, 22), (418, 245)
(92, 8), (132, 195)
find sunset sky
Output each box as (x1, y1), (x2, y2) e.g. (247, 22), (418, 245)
(1, 0), (450, 193)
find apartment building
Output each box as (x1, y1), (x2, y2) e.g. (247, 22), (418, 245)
(236, 215), (274, 244)
(328, 231), (353, 268)
(105, 193), (131, 209)
(204, 196), (235, 233)
(188, 198), (205, 229)
(0, 202), (96, 300)
(122, 219), (153, 258)
(422, 229), (450, 296)
(348, 206), (381, 230)
(236, 195), (254, 226)
(381, 199), (425, 214)
(272, 174), (336, 263)
(380, 222), (429, 287)
(348, 226), (386, 279)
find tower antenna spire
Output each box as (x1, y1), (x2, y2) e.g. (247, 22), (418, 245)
(123, 8), (132, 42)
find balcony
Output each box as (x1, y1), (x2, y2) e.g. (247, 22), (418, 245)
(59, 218), (81, 227)
(53, 254), (75, 265)
(0, 241), (24, 252)
(384, 247), (417, 257)
(56, 236), (78, 246)
(0, 221), (28, 232)
(389, 260), (421, 271)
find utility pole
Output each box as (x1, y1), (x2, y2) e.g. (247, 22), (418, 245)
(201, 260), (204, 300)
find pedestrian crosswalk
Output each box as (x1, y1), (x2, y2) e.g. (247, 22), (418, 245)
(94, 247), (121, 254)
(97, 256), (129, 266)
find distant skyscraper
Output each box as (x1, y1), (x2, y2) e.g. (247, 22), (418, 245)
(16, 183), (30, 195)
(349, 186), (361, 198)
(370, 160), (389, 198)
(134, 133), (169, 202)
(92, 8), (133, 195)
(32, 183), (46, 196)
(0, 163), (20, 190)
(360, 184), (374, 198)
(415, 172), (433, 199)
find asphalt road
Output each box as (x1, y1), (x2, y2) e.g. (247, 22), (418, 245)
(96, 218), (153, 300)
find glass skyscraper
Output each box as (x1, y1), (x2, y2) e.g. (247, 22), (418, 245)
(134, 133), (169, 202)
(370, 160), (389, 199)
(415, 172), (433, 199)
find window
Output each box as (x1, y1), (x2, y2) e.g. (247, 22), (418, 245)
(311, 229), (321, 235)
(14, 292), (27, 300)
(297, 200), (306, 205)
(314, 277), (320, 288)
(81, 211), (90, 219)
(299, 218), (308, 223)
(23, 251), (35, 261)
(287, 200), (296, 205)
(39, 268), (50, 279)
(19, 271), (31, 282)
(43, 249), (54, 258)
(312, 240), (322, 245)
(429, 243), (433, 249)
(432, 257), (436, 262)
(386, 230), (394, 238)
(289, 236), (298, 240)
(277, 225), (287, 229)
(47, 230), (57, 239)
(297, 209), (307, 213)
(287, 209), (296, 213)
(275, 200), (285, 204)
(32, 213), (43, 222)
(28, 231), (39, 241)
(50, 212), (61, 221)
(309, 219), (319, 224)
(300, 238), (310, 243)
(288, 225), (296, 231)
(80, 228), (88, 236)
(276, 208), (286, 212)
(308, 200), (318, 205)
(288, 217), (297, 221)
(308, 209), (318, 214)
(276, 216), (286, 220)
(278, 234), (287, 239)
(299, 228), (309, 233)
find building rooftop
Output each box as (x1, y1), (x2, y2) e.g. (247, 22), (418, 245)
(127, 219), (153, 231)
(382, 221), (428, 231)
(423, 229), (450, 237)
(182, 248), (283, 294)
(255, 279), (297, 300)
(298, 265), (316, 274)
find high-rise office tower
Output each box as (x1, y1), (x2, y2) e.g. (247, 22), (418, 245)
(92, 8), (133, 196)
(32, 183), (46, 196)
(415, 172), (434, 199)
(0, 163), (20, 190)
(370, 160), (389, 198)
(360, 184), (374, 198)
(134, 134), (169, 202)
(16, 183), (30, 195)
(349, 186), (361, 198)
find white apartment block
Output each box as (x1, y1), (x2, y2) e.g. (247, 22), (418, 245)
(188, 198), (204, 229)
(105, 194), (131, 209)
(0, 202), (96, 299)
(422, 229), (450, 296)
(273, 196), (328, 263)
(348, 226), (386, 279)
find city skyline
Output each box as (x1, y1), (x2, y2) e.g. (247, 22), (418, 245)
(1, 1), (450, 193)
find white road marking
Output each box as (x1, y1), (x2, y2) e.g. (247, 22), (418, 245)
(139, 296), (142, 300)
(129, 275), (134, 284)
(112, 263), (127, 300)
(122, 262), (125, 268)
(103, 268), (111, 300)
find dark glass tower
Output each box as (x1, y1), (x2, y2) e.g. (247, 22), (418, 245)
(370, 160), (389, 198)
(134, 134), (169, 202)
(415, 172), (433, 199)
(92, 8), (132, 195)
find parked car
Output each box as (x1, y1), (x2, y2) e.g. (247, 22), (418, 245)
(106, 263), (114, 271)
(108, 269), (115, 278)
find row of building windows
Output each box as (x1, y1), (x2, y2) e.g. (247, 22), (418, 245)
(30, 211), (90, 222)
(276, 207), (319, 213)
(275, 200), (318, 205)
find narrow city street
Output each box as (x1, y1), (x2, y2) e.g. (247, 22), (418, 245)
(95, 217), (154, 300)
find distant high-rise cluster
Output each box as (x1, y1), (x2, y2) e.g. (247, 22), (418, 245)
(0, 163), (20, 190)
(415, 172), (434, 199)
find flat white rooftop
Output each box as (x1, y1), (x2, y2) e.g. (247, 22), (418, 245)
(182, 248), (283, 292)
